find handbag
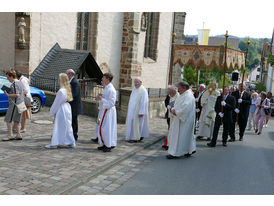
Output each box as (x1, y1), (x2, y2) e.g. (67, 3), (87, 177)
(15, 101), (27, 114)
(11, 82), (27, 114)
(264, 99), (271, 115)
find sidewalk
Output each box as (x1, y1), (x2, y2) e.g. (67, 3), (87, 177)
(0, 107), (167, 195)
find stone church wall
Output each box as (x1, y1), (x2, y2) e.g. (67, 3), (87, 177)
(0, 13), (15, 71)
(96, 12), (124, 89)
(141, 12), (173, 89)
(29, 12), (77, 74)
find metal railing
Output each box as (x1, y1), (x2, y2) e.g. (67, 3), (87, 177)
(147, 88), (168, 97)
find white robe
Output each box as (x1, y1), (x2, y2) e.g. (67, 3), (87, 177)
(125, 85), (149, 141)
(198, 90), (220, 138)
(97, 83), (117, 148)
(168, 89), (196, 157)
(49, 88), (75, 146)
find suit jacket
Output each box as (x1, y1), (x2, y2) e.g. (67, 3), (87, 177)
(69, 77), (83, 116)
(164, 95), (170, 119)
(215, 94), (236, 124)
(231, 90), (251, 120)
(194, 90), (205, 111)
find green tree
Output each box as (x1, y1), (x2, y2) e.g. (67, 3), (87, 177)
(255, 81), (266, 93)
(182, 65), (196, 86)
(183, 66), (231, 88)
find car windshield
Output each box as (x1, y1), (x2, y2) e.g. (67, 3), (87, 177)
(0, 77), (12, 89)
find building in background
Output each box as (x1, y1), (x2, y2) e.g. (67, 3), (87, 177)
(185, 34), (240, 49)
(0, 12), (186, 90)
(197, 29), (210, 45)
(265, 29), (274, 94)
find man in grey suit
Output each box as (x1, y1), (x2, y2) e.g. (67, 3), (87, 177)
(66, 69), (83, 141)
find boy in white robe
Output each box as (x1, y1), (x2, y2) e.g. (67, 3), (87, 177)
(95, 73), (117, 152)
(125, 78), (149, 142)
(167, 81), (196, 159)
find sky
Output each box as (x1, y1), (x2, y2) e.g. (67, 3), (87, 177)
(2, 0), (273, 39)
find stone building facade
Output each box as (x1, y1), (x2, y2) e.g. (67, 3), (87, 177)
(0, 12), (186, 89)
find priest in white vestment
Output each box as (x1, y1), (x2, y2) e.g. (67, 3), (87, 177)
(197, 82), (220, 141)
(46, 73), (75, 149)
(96, 73), (117, 152)
(125, 78), (149, 142)
(167, 81), (196, 159)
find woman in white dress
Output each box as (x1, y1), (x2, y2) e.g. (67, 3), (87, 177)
(45, 73), (75, 149)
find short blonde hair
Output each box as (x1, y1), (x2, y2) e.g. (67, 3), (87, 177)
(59, 73), (73, 102)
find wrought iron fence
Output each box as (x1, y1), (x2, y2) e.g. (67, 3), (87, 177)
(2, 70), (168, 100)
(147, 88), (168, 97)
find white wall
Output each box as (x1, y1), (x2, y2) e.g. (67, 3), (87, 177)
(0, 12), (15, 71)
(266, 65), (274, 93)
(29, 12), (77, 73)
(96, 12), (124, 89)
(250, 66), (260, 82)
(140, 12), (173, 89)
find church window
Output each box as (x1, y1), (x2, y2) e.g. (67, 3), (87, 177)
(144, 12), (160, 61)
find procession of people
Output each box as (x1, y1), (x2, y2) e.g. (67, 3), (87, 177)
(1, 68), (273, 160)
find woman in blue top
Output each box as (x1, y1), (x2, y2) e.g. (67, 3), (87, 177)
(247, 92), (258, 130)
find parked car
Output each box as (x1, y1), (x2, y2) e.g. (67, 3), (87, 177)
(0, 75), (46, 113)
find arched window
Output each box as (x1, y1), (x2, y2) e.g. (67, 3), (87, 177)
(76, 12), (89, 50)
(144, 12), (160, 61)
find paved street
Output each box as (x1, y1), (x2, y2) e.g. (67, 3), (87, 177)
(0, 107), (167, 195)
(0, 107), (273, 195)
(112, 118), (274, 195)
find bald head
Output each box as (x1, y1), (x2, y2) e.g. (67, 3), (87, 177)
(168, 85), (177, 97)
(134, 77), (142, 88)
(66, 69), (75, 80)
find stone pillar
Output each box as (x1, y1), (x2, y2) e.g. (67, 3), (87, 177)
(14, 12), (30, 74)
(119, 12), (142, 88)
(173, 12), (186, 45)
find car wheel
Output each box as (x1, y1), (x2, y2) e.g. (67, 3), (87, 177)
(31, 96), (42, 114)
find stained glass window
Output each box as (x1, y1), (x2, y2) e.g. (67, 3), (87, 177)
(76, 12), (89, 50)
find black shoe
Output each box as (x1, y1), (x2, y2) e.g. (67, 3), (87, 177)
(222, 142), (227, 147)
(239, 137), (243, 141)
(166, 154), (177, 159)
(184, 153), (192, 158)
(228, 139), (235, 142)
(102, 146), (111, 152)
(255, 129), (258, 133)
(196, 136), (203, 140)
(97, 145), (106, 150)
(128, 140), (138, 143)
(111, 146), (115, 149)
(162, 145), (169, 150)
(91, 137), (98, 143)
(206, 138), (211, 141)
(257, 132), (261, 135)
(207, 142), (216, 147)
(140, 137), (144, 141)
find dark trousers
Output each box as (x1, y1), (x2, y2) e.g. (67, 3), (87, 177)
(210, 117), (230, 146)
(72, 114), (78, 141)
(167, 118), (170, 130)
(229, 115), (248, 140)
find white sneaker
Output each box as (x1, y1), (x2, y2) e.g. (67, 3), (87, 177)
(265, 124), (268, 128)
(45, 144), (57, 149)
(263, 125), (266, 128)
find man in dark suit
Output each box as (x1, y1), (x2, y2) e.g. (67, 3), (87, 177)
(66, 69), (83, 141)
(194, 84), (206, 139)
(194, 84), (206, 121)
(229, 83), (251, 141)
(207, 86), (236, 147)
